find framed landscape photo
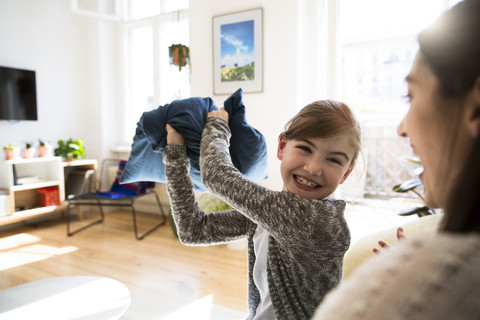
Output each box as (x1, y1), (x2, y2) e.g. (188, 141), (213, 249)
(213, 8), (263, 95)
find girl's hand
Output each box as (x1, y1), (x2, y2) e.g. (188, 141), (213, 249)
(207, 107), (229, 123)
(166, 124), (185, 145)
(372, 227), (406, 254)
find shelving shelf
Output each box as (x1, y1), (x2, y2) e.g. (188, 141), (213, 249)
(10, 181), (61, 192)
(0, 157), (97, 227)
(0, 203), (67, 226)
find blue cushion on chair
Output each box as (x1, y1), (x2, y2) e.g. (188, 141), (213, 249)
(97, 160), (150, 198)
(120, 88), (268, 192)
(111, 160), (149, 195)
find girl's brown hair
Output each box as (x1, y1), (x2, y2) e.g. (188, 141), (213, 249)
(282, 100), (362, 166)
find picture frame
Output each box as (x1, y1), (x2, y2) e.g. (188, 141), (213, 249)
(213, 8), (263, 95)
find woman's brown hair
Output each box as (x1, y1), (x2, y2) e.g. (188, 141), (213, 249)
(418, 0), (480, 232)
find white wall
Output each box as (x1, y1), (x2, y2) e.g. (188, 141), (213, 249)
(0, 0), (332, 191)
(0, 0), (122, 162)
(189, 0), (330, 190)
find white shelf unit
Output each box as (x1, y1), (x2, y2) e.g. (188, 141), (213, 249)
(0, 157), (65, 226)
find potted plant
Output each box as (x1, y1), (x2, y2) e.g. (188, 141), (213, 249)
(392, 156), (437, 217)
(170, 194), (233, 238)
(22, 141), (35, 159)
(198, 193), (232, 214)
(37, 139), (52, 158)
(3, 143), (20, 160)
(54, 138), (86, 161)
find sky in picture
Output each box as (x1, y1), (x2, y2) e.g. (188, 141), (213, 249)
(220, 20), (254, 67)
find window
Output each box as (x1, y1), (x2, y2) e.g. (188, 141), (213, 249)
(122, 1), (189, 143)
(335, 0), (460, 198)
(71, 0), (120, 20)
(124, 23), (154, 134)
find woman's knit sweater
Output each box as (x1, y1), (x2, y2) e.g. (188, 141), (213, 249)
(313, 233), (480, 319)
(164, 117), (350, 320)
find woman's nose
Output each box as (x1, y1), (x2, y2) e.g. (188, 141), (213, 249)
(397, 115), (408, 137)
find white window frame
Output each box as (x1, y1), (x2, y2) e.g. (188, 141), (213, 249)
(121, 8), (189, 144)
(322, 0), (459, 199)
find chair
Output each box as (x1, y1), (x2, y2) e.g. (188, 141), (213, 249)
(65, 169), (96, 197)
(65, 159), (167, 240)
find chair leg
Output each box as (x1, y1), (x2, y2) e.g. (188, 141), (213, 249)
(66, 202), (105, 237)
(131, 191), (167, 240)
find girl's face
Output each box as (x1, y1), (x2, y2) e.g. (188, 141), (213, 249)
(398, 53), (475, 208)
(277, 135), (354, 200)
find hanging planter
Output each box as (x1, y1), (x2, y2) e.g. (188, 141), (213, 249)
(169, 44), (190, 71)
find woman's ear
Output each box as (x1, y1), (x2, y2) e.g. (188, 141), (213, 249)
(277, 134), (287, 160)
(340, 166), (354, 184)
(466, 77), (480, 137)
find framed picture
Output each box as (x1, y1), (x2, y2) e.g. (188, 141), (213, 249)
(213, 8), (263, 95)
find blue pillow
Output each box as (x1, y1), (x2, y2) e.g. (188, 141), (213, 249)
(120, 88), (268, 192)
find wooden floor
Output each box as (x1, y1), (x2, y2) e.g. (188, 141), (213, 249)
(0, 198), (417, 318)
(0, 210), (249, 313)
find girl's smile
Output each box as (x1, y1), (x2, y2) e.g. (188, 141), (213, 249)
(277, 135), (354, 200)
(294, 175), (320, 189)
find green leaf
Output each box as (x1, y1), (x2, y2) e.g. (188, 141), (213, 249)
(4, 143), (19, 149)
(398, 206), (431, 217)
(392, 178), (422, 193)
(68, 143), (80, 150)
(402, 156), (422, 165)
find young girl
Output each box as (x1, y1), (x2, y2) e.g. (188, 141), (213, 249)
(164, 100), (361, 320)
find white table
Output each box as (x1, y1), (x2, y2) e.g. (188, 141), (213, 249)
(0, 276), (130, 320)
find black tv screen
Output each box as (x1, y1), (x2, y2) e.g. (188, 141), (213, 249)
(0, 66), (38, 121)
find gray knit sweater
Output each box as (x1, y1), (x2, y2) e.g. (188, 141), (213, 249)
(164, 117), (350, 320)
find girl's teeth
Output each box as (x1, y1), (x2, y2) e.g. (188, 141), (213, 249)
(296, 176), (319, 188)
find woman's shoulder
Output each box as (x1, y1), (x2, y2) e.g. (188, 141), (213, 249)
(356, 232), (480, 290)
(313, 233), (480, 320)
(400, 232), (480, 266)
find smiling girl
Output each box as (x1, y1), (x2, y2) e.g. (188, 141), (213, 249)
(164, 100), (361, 320)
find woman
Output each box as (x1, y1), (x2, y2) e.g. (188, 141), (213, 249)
(313, 0), (480, 319)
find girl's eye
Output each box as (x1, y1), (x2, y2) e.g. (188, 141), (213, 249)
(296, 145), (311, 153)
(328, 158), (342, 165)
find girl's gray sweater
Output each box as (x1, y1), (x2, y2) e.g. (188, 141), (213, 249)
(164, 117), (350, 320)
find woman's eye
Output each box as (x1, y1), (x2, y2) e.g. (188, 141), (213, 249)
(403, 91), (412, 102)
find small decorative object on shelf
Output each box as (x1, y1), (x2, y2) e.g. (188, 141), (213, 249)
(3, 143), (20, 160)
(54, 138), (86, 161)
(37, 187), (60, 206)
(37, 139), (52, 158)
(22, 141), (35, 159)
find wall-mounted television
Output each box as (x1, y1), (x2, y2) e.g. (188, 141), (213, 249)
(0, 65), (38, 121)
